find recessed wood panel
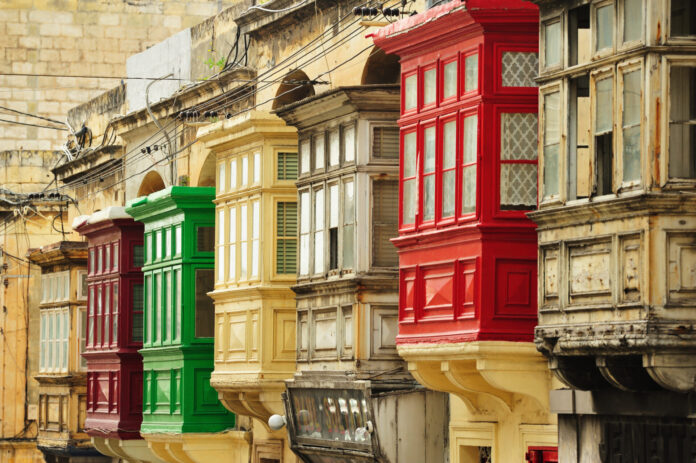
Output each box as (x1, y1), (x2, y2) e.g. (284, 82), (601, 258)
(495, 259), (536, 318)
(568, 240), (612, 306)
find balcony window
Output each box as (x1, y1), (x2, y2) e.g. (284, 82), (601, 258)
(299, 191), (310, 275)
(569, 5), (590, 66)
(314, 188), (325, 274)
(194, 269), (214, 338)
(229, 207), (236, 281)
(230, 158), (238, 190)
(39, 308), (69, 373)
(422, 125), (436, 221)
(402, 131), (417, 225)
(671, 0), (696, 37)
(79, 307), (86, 370)
(251, 201), (260, 278)
(372, 179), (398, 267)
(424, 67), (437, 105)
(314, 133), (325, 171)
(329, 183), (339, 270)
(240, 204), (248, 278)
(405, 74), (417, 110)
(500, 112), (538, 210)
(594, 75), (614, 195)
(542, 91), (561, 200)
(623, 0), (643, 43)
(278, 151), (298, 180)
(621, 68), (641, 183)
(442, 120), (456, 217)
(217, 208), (225, 282)
(502, 52), (539, 88)
(544, 20), (562, 69)
(464, 54), (479, 92)
(300, 139), (311, 174)
(218, 161), (226, 194)
(112, 283), (118, 344)
(462, 114), (477, 214)
(276, 202), (297, 274)
(372, 126), (399, 159)
(343, 179), (355, 270)
(132, 283), (144, 343)
(669, 66), (696, 179)
(241, 155), (249, 186)
(329, 128), (340, 167)
(595, 3), (614, 53)
(344, 125), (356, 162)
(253, 152), (261, 183)
(443, 60), (457, 99)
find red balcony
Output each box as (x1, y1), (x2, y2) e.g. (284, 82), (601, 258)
(373, 0), (540, 345)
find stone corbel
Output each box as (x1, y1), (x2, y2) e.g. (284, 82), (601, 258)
(408, 361), (485, 414)
(442, 360), (515, 413)
(476, 357), (552, 412)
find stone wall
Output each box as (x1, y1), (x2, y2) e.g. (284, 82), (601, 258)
(0, 0), (242, 152)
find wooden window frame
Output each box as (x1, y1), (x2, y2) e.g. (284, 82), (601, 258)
(619, 0), (644, 49)
(617, 59), (643, 190)
(541, 16), (563, 72)
(591, 0), (616, 60)
(663, 56), (696, 186)
(540, 83), (564, 204)
(590, 65), (616, 197)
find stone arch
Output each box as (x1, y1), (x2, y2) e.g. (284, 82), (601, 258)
(197, 151), (216, 187)
(137, 170), (165, 197)
(361, 46), (401, 85)
(272, 69), (315, 110)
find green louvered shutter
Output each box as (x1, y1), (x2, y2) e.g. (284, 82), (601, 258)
(278, 152), (298, 180)
(276, 201), (298, 274)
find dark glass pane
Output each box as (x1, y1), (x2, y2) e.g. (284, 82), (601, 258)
(195, 269), (214, 338)
(197, 227), (215, 253)
(133, 244), (144, 268)
(132, 284), (144, 343)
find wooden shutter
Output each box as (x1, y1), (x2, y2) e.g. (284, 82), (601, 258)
(372, 127), (399, 159)
(276, 202), (298, 274)
(372, 179), (399, 267)
(278, 152), (298, 180)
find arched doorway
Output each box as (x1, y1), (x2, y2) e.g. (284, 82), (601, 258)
(137, 171), (165, 197)
(272, 69), (315, 110)
(361, 46), (401, 85)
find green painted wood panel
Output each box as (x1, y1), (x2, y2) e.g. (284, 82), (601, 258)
(126, 186), (235, 434)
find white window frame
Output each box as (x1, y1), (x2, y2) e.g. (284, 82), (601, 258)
(217, 208), (226, 283)
(218, 161), (226, 194)
(39, 307), (69, 374)
(619, 0), (644, 49)
(251, 199), (260, 279)
(590, 65), (616, 197)
(300, 139), (311, 175)
(229, 205), (236, 282)
(299, 190), (311, 276)
(541, 16), (563, 71)
(591, 0), (616, 60)
(229, 158), (238, 191)
(663, 56), (696, 185)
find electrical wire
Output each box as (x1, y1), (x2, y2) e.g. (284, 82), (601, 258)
(0, 117), (67, 131)
(0, 105), (67, 125)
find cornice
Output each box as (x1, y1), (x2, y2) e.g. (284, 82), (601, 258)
(28, 241), (88, 267)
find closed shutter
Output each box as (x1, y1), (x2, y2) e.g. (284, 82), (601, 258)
(278, 152), (298, 180)
(372, 179), (399, 267)
(276, 202), (298, 274)
(372, 127), (399, 159)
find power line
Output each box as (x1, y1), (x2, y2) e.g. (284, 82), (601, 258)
(0, 118), (67, 131)
(0, 105), (66, 126)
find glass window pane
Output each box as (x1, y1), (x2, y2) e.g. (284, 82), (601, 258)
(344, 181), (354, 225)
(442, 170), (455, 217)
(595, 77), (613, 134)
(314, 134), (325, 170)
(165, 272), (171, 340)
(197, 226), (215, 252)
(623, 69), (641, 183)
(112, 284), (118, 344)
(502, 52), (539, 87)
(405, 74), (417, 110)
(218, 162), (225, 193)
(403, 179), (416, 225)
(175, 227), (182, 255)
(343, 224), (354, 269)
(501, 113), (538, 161)
(462, 165), (476, 214)
(624, 0), (642, 42)
(242, 156), (249, 185)
(403, 132), (417, 177)
(545, 21), (561, 67)
(229, 207), (236, 280)
(444, 61), (457, 99)
(156, 230), (162, 260)
(230, 158), (237, 189)
(544, 92), (561, 145)
(423, 175), (435, 221)
(343, 180), (354, 269)
(300, 140), (310, 173)
(344, 126), (355, 162)
(314, 189), (325, 231)
(105, 283), (110, 344)
(133, 244), (144, 268)
(424, 127), (435, 173)
(443, 121), (456, 169)
(465, 54), (479, 92)
(314, 231), (324, 274)
(671, 0), (696, 36)
(330, 184), (339, 228)
(464, 115), (478, 164)
(300, 234), (310, 275)
(105, 245), (111, 273)
(97, 286), (102, 345)
(623, 126), (641, 182)
(623, 70), (641, 127)
(253, 152), (260, 183)
(113, 243), (119, 270)
(195, 269), (214, 338)
(424, 68), (436, 105)
(329, 129), (340, 166)
(596, 4), (614, 52)
(132, 284), (143, 343)
(544, 144), (560, 197)
(501, 164), (538, 209)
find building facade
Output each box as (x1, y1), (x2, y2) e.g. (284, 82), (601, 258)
(373, 1), (560, 462)
(529, 0), (696, 460)
(28, 241), (109, 463)
(275, 85), (449, 463)
(199, 110), (300, 463)
(125, 186), (244, 463)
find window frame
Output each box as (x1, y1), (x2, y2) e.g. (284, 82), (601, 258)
(591, 0), (616, 60)
(495, 106), (540, 217)
(663, 56), (696, 186)
(274, 198), (298, 277)
(39, 307), (69, 374)
(541, 16), (563, 72)
(617, 59), (643, 190)
(590, 65), (617, 197)
(459, 108), (479, 221)
(461, 49), (481, 97)
(421, 63), (438, 110)
(495, 43), (540, 95)
(667, 0), (696, 42)
(419, 119), (438, 228)
(539, 83), (564, 204)
(399, 125), (419, 231)
(619, 0), (644, 48)
(437, 115), (458, 226)
(402, 70), (418, 114)
(440, 54), (459, 104)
